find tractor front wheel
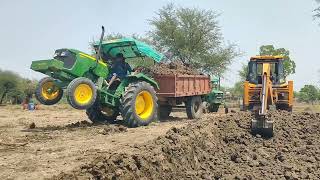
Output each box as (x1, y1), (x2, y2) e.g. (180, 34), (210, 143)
(209, 104), (220, 112)
(66, 77), (97, 110)
(120, 81), (158, 128)
(35, 77), (63, 105)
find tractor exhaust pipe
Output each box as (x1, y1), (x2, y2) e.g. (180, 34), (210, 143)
(95, 26), (105, 65)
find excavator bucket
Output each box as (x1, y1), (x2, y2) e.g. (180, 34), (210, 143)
(251, 113), (273, 137)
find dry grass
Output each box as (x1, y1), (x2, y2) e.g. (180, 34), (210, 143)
(293, 102), (320, 113)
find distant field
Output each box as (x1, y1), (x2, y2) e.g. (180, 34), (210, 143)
(294, 102), (320, 113)
(224, 100), (320, 113)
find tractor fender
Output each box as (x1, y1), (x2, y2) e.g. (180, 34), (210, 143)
(126, 73), (159, 89)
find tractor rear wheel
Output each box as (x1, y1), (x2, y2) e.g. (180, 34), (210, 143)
(66, 77), (97, 110)
(120, 81), (158, 128)
(186, 96), (203, 119)
(158, 105), (172, 120)
(86, 100), (119, 124)
(35, 77), (63, 105)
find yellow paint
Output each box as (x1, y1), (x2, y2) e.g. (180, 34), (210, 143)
(74, 84), (93, 105)
(135, 91), (154, 120)
(243, 81), (249, 106)
(244, 56), (293, 111)
(79, 52), (107, 66)
(288, 81), (294, 107)
(41, 81), (60, 100)
(250, 55), (284, 60)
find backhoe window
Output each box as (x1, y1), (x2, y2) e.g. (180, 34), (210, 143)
(247, 60), (285, 85)
(247, 61), (258, 84)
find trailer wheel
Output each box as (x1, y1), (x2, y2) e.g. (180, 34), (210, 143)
(120, 81), (158, 127)
(186, 96), (203, 119)
(158, 105), (172, 120)
(86, 100), (119, 124)
(66, 77), (97, 110)
(35, 77), (63, 105)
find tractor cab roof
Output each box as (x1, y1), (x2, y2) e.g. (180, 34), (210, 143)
(211, 77), (219, 83)
(93, 38), (164, 62)
(250, 55), (284, 61)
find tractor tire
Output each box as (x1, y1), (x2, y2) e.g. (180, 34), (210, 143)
(120, 81), (158, 128)
(66, 77), (97, 110)
(186, 96), (203, 119)
(158, 105), (172, 120)
(86, 100), (119, 124)
(209, 104), (220, 112)
(35, 77), (63, 105)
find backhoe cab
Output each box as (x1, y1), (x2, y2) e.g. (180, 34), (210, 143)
(243, 56), (293, 137)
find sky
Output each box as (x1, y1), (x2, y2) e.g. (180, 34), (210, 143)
(0, 0), (319, 90)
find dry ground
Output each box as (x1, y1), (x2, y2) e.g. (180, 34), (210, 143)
(0, 104), (319, 180)
(0, 105), (202, 179)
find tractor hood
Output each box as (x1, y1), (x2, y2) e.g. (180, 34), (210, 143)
(93, 38), (164, 62)
(212, 89), (223, 94)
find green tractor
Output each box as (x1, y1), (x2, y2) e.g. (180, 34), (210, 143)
(31, 27), (163, 127)
(203, 78), (227, 113)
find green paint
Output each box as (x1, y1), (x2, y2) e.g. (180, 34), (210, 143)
(93, 38), (164, 62)
(205, 79), (224, 108)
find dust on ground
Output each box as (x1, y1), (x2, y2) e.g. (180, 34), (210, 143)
(53, 111), (320, 180)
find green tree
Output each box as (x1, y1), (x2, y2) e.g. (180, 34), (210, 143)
(298, 85), (319, 104)
(238, 64), (248, 81)
(149, 4), (238, 75)
(0, 70), (20, 104)
(259, 45), (296, 77)
(315, 0), (320, 19)
(231, 81), (244, 98)
(230, 64), (248, 98)
(0, 70), (37, 104)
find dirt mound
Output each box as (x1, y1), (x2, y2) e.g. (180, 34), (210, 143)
(53, 111), (320, 179)
(98, 125), (128, 135)
(136, 61), (200, 76)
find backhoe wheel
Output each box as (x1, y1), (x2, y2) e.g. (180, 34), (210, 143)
(186, 96), (203, 119)
(66, 77), (97, 110)
(86, 100), (119, 124)
(35, 77), (63, 105)
(121, 81), (158, 128)
(158, 105), (172, 120)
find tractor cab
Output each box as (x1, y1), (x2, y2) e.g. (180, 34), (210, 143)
(93, 38), (163, 70)
(247, 56), (286, 85)
(92, 38), (164, 89)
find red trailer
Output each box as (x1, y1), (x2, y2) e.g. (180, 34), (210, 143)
(154, 74), (211, 120)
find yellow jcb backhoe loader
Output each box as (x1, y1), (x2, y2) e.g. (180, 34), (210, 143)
(243, 56), (293, 136)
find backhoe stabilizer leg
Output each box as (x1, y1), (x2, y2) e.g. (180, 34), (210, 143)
(251, 115), (274, 137)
